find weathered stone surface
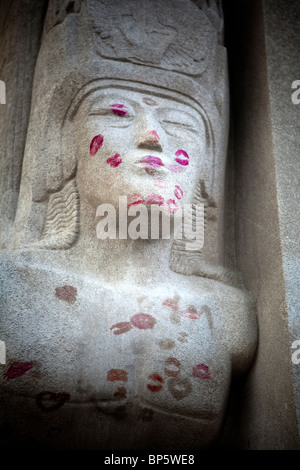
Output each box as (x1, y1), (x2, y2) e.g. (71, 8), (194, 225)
(0, 0), (259, 450)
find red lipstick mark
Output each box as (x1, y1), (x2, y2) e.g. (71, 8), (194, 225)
(167, 164), (183, 174)
(175, 150), (189, 166)
(90, 134), (104, 156)
(192, 364), (211, 380)
(55, 285), (77, 304)
(110, 322), (133, 335)
(147, 373), (164, 392)
(107, 153), (122, 167)
(4, 361), (33, 381)
(145, 194), (164, 206)
(164, 357), (181, 378)
(35, 391), (70, 413)
(141, 156), (164, 168)
(131, 313), (156, 330)
(166, 199), (178, 214)
(107, 369), (128, 382)
(127, 193), (145, 208)
(181, 308), (201, 320)
(143, 97), (157, 106)
(109, 103), (128, 116)
(163, 298), (179, 310)
(174, 185), (183, 200)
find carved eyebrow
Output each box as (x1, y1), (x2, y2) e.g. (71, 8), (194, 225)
(162, 119), (198, 131)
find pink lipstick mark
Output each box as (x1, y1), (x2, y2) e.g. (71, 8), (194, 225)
(146, 130), (160, 142)
(143, 97), (157, 106)
(166, 199), (179, 214)
(127, 193), (145, 208)
(106, 153), (122, 167)
(175, 149), (189, 166)
(174, 185), (183, 200)
(131, 313), (156, 330)
(167, 164), (184, 174)
(154, 178), (169, 189)
(145, 194), (164, 206)
(147, 373), (164, 392)
(90, 134), (104, 156)
(110, 321), (133, 335)
(4, 361), (33, 381)
(163, 298), (179, 310)
(109, 103), (128, 116)
(107, 369), (128, 382)
(181, 308), (201, 320)
(141, 156), (164, 169)
(192, 364), (211, 380)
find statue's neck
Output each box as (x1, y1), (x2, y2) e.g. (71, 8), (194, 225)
(70, 197), (176, 285)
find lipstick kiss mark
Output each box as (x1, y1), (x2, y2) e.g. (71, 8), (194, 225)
(167, 164), (183, 173)
(147, 373), (164, 392)
(110, 322), (133, 335)
(114, 387), (127, 399)
(166, 199), (178, 214)
(181, 308), (201, 320)
(107, 369), (128, 382)
(36, 391), (70, 413)
(90, 134), (104, 156)
(174, 185), (183, 200)
(145, 194), (164, 206)
(192, 364), (211, 380)
(107, 153), (122, 167)
(141, 156), (164, 168)
(127, 193), (145, 208)
(163, 298), (179, 310)
(109, 103), (128, 116)
(164, 357), (181, 378)
(55, 285), (77, 304)
(4, 361), (33, 381)
(175, 150), (189, 166)
(131, 313), (156, 330)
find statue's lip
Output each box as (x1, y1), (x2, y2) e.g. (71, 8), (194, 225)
(139, 155), (165, 167)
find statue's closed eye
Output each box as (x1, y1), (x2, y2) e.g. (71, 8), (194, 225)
(161, 119), (198, 137)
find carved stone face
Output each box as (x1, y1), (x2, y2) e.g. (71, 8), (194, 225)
(73, 86), (208, 213)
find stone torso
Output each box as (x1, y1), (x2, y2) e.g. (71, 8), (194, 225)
(0, 251), (256, 450)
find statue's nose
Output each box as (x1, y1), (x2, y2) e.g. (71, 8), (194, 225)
(137, 129), (163, 151)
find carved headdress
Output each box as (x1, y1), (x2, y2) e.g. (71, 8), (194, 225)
(13, 0), (236, 284)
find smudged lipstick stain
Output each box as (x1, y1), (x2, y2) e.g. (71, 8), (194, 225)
(55, 285), (77, 304)
(167, 377), (193, 401)
(145, 194), (164, 206)
(175, 149), (189, 166)
(147, 373), (164, 392)
(166, 199), (178, 214)
(107, 369), (128, 382)
(90, 134), (104, 156)
(4, 361), (33, 380)
(130, 313), (156, 330)
(154, 178), (169, 189)
(109, 103), (128, 116)
(106, 153), (122, 167)
(110, 321), (133, 335)
(35, 391), (71, 413)
(167, 164), (183, 173)
(146, 130), (160, 142)
(164, 357), (181, 378)
(174, 185), (183, 200)
(181, 308), (201, 320)
(192, 364), (211, 380)
(127, 193), (145, 208)
(143, 97), (158, 106)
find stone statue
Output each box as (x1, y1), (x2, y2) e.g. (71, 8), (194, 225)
(0, 0), (257, 450)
